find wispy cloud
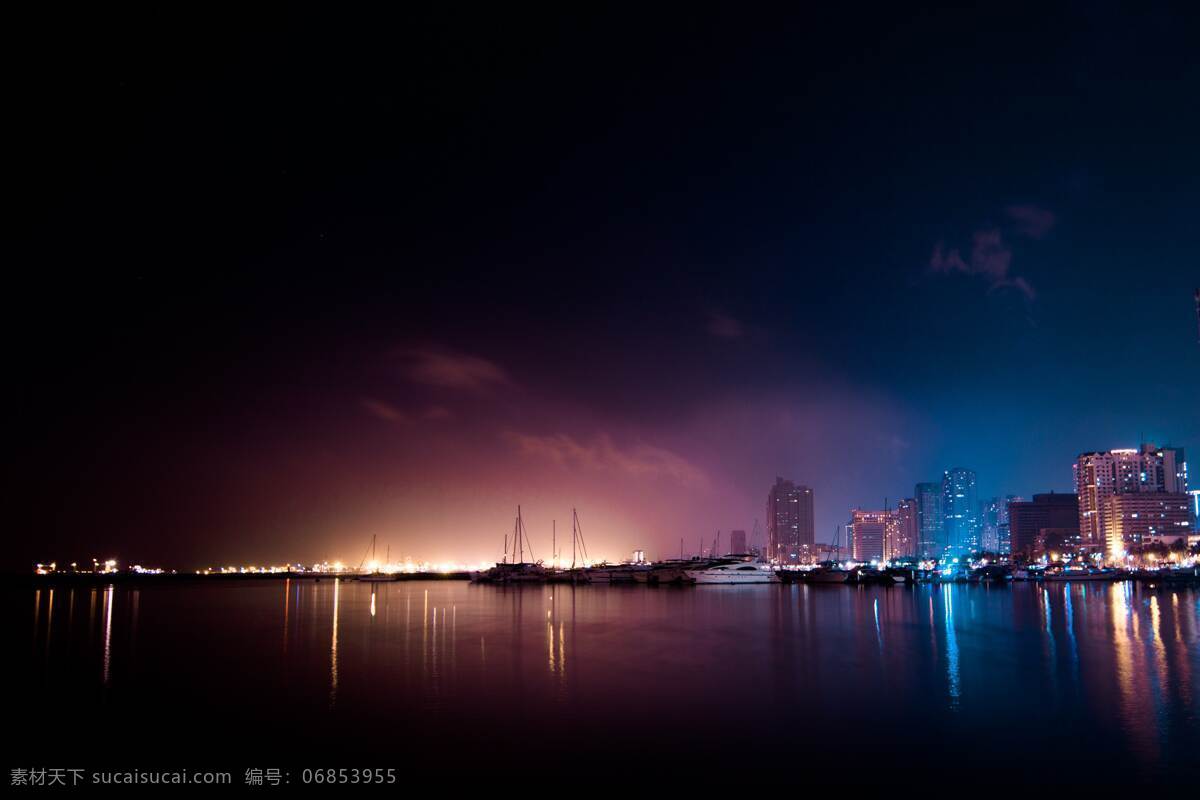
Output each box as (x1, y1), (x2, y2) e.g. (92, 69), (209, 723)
(362, 398), (409, 424)
(503, 431), (708, 487)
(930, 229), (1036, 302)
(1006, 204), (1056, 239)
(707, 311), (744, 339)
(361, 398), (454, 425)
(396, 347), (511, 391)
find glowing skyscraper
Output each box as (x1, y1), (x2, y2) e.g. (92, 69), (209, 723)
(767, 477), (814, 564)
(942, 468), (978, 553)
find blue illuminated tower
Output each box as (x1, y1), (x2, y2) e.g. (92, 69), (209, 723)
(942, 468), (978, 553)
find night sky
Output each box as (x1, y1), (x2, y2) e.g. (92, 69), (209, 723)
(13, 5), (1199, 570)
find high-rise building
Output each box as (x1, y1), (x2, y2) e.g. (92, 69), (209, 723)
(942, 468), (978, 553)
(1008, 493), (1079, 558)
(767, 478), (814, 564)
(915, 482), (944, 558)
(978, 495), (1019, 554)
(997, 519), (1012, 555)
(848, 509), (891, 562)
(1103, 493), (1192, 555)
(1074, 444), (1183, 550)
(1157, 446), (1188, 494)
(893, 498), (918, 559)
(997, 495), (1020, 555)
(979, 498), (1000, 553)
(728, 529), (747, 554)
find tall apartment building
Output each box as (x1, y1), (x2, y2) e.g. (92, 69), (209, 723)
(848, 509), (891, 562)
(767, 478), (815, 564)
(893, 498), (918, 559)
(848, 508), (914, 561)
(1103, 493), (1192, 554)
(728, 529), (747, 554)
(1074, 444), (1187, 552)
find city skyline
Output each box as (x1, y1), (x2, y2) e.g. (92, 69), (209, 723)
(19, 436), (1195, 568)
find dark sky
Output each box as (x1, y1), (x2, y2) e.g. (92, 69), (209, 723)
(13, 4), (1199, 570)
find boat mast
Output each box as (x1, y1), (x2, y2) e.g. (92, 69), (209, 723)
(571, 508), (588, 567)
(517, 506), (524, 564)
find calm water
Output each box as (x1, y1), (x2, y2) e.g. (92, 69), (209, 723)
(10, 579), (1200, 785)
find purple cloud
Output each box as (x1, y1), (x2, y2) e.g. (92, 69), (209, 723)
(361, 398), (455, 425)
(930, 229), (1035, 302)
(503, 430), (708, 487)
(396, 347), (511, 391)
(707, 311), (744, 339)
(1006, 204), (1056, 239)
(362, 398), (409, 424)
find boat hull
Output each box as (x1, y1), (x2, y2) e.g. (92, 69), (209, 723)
(685, 569), (780, 584)
(1043, 572), (1120, 582)
(806, 570), (850, 584)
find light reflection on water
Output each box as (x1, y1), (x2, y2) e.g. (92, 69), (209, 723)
(12, 579), (1200, 781)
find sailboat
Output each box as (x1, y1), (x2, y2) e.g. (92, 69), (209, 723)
(805, 526), (852, 584)
(356, 535), (399, 581)
(471, 506), (548, 584)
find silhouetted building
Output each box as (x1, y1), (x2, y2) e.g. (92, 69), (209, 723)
(915, 482), (943, 558)
(942, 468), (978, 553)
(1008, 493), (1079, 558)
(729, 529), (747, 554)
(767, 478), (814, 564)
(1103, 493), (1192, 555)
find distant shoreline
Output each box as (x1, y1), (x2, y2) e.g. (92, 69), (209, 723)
(3, 572), (473, 587)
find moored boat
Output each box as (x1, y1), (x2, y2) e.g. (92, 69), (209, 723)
(1042, 565), (1120, 582)
(805, 567), (851, 584)
(685, 561), (779, 584)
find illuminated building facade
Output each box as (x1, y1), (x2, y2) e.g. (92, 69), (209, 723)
(1008, 493), (1079, 558)
(893, 498), (918, 559)
(915, 482), (943, 558)
(1102, 493), (1192, 555)
(767, 478), (814, 564)
(1074, 444), (1185, 550)
(848, 509), (892, 562)
(942, 468), (978, 553)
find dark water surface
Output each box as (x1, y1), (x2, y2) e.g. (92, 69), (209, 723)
(10, 579), (1199, 786)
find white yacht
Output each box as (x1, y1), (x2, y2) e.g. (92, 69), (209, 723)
(685, 561), (780, 584)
